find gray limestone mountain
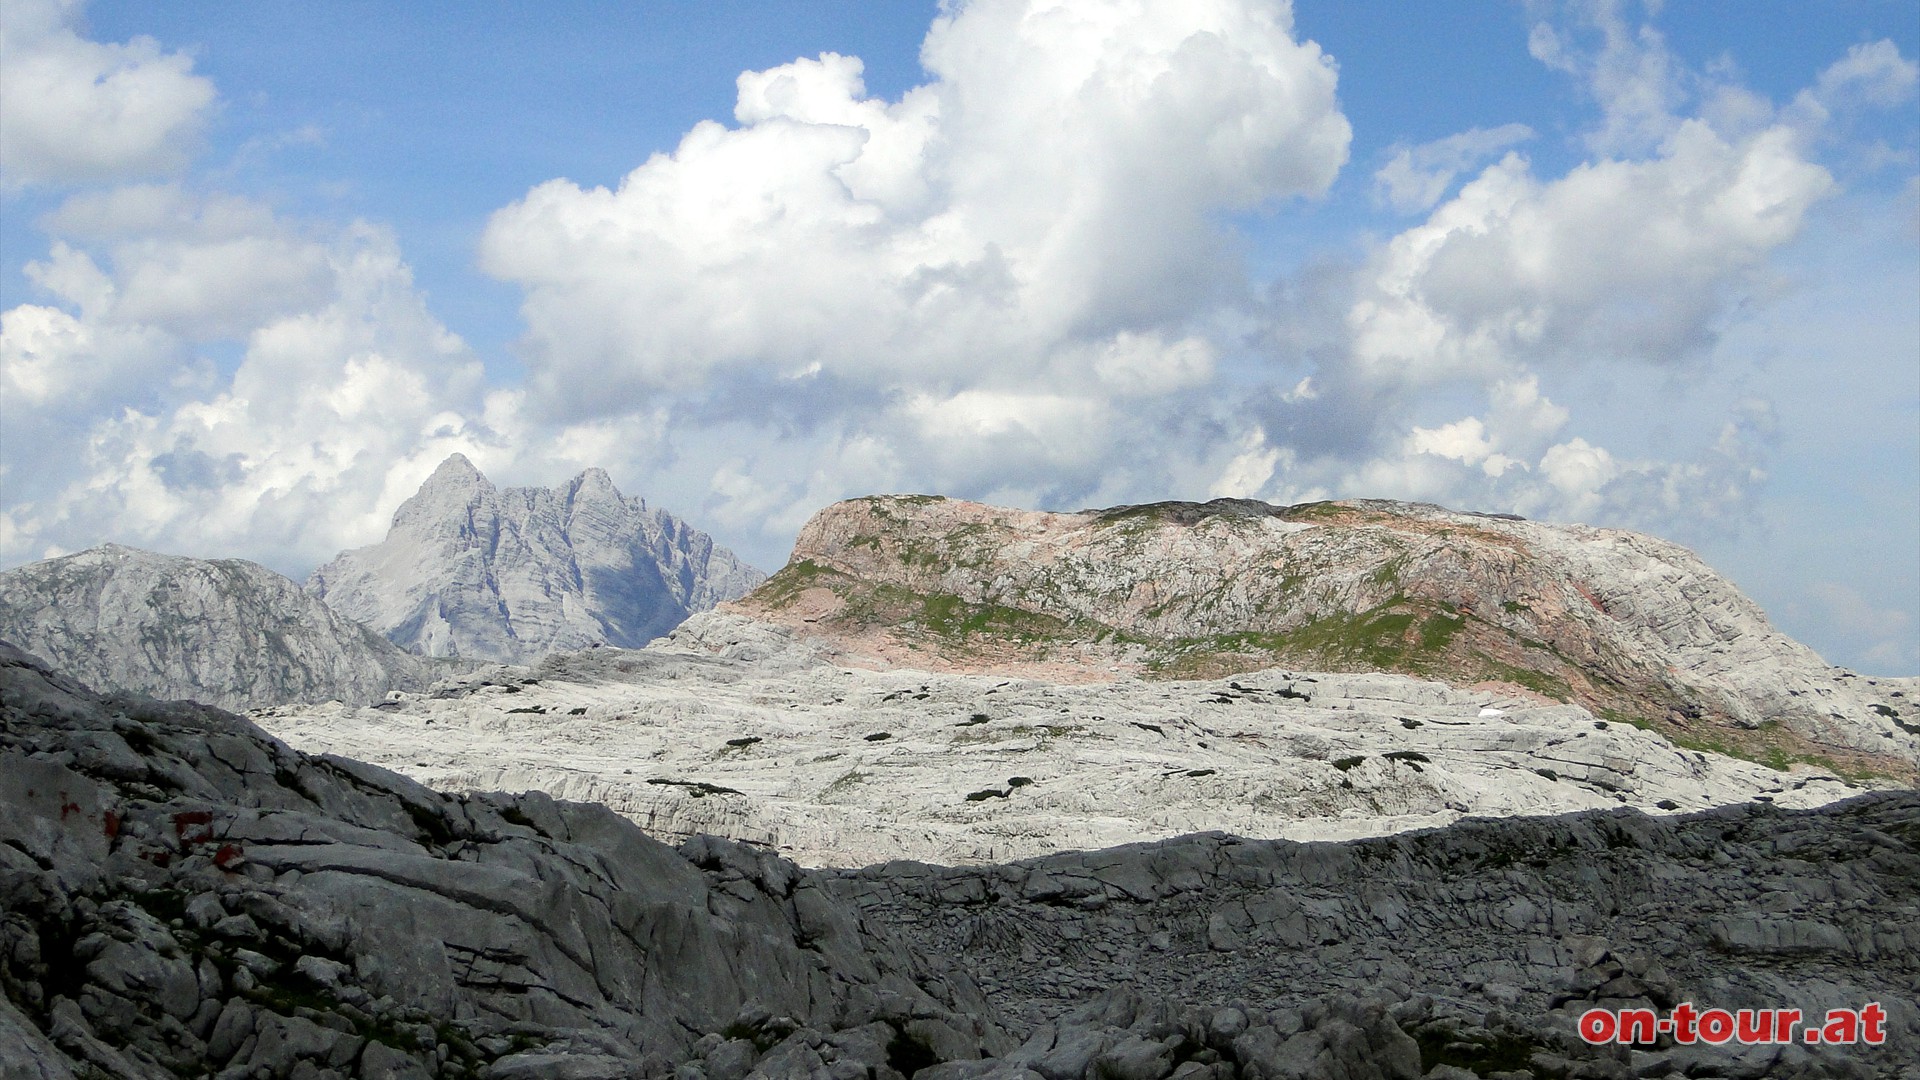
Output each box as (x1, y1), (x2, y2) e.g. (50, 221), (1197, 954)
(4, 640), (1916, 1080)
(306, 453), (764, 664)
(731, 495), (1920, 780)
(0, 544), (435, 710)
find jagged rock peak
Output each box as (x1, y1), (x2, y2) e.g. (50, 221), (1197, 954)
(309, 456), (765, 664)
(388, 451), (491, 528)
(425, 450), (483, 485)
(0, 543), (433, 709)
(568, 464), (621, 498)
(732, 494), (1920, 775)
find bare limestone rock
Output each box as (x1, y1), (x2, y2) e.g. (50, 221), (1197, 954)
(0, 639), (1002, 1080)
(5, 639), (1914, 1079)
(254, 622), (1881, 868)
(306, 454), (764, 664)
(730, 496), (1920, 773)
(0, 544), (436, 710)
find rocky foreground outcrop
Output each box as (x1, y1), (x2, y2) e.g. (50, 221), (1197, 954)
(5, 641), (1917, 1079)
(731, 496), (1920, 774)
(0, 545), (437, 710)
(308, 454), (764, 664)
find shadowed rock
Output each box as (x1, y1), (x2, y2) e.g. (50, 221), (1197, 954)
(4, 639), (1915, 1079)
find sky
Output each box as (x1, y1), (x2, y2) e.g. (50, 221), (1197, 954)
(1, 0), (1916, 675)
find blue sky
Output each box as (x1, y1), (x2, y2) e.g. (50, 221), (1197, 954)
(2, 0), (1916, 673)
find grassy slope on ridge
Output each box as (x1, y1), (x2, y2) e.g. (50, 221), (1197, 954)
(734, 496), (1918, 783)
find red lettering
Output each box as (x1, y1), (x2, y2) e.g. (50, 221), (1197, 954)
(1578, 1009), (1616, 1044)
(1774, 1009), (1802, 1044)
(1618, 1009), (1658, 1045)
(1671, 1002), (1698, 1044)
(1861, 1003), (1886, 1045)
(1823, 1009), (1859, 1045)
(1698, 1009), (1735, 1045)
(1736, 1009), (1772, 1044)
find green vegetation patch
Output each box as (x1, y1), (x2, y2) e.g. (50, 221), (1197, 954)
(849, 583), (1124, 655)
(1092, 503), (1181, 526)
(1152, 595), (1467, 677)
(1468, 653), (1576, 703)
(1600, 710), (1905, 785)
(750, 559), (856, 610)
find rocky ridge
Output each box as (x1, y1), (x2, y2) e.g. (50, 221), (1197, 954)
(730, 496), (1920, 775)
(4, 640), (1917, 1080)
(307, 454), (764, 664)
(252, 612), (1875, 869)
(0, 545), (437, 710)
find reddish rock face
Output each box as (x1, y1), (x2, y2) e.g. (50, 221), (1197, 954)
(733, 495), (1918, 776)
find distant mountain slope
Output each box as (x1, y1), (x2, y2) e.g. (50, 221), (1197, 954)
(731, 495), (1920, 772)
(307, 454), (764, 663)
(0, 543), (432, 709)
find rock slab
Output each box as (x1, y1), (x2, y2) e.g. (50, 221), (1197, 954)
(254, 617), (1874, 869)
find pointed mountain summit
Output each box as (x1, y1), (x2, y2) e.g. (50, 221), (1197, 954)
(308, 455), (764, 663)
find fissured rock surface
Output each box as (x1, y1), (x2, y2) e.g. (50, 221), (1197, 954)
(5, 640), (1915, 1079)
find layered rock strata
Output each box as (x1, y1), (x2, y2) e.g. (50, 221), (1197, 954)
(4, 641), (1916, 1079)
(0, 544), (435, 710)
(308, 454), (763, 664)
(730, 496), (1920, 772)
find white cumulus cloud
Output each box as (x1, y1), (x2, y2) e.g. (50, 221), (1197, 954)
(1374, 123), (1535, 214)
(0, 0), (216, 188)
(1347, 121), (1832, 386)
(465, 0), (1352, 546)
(1, 206), (494, 572)
(480, 0), (1348, 416)
(1807, 40), (1919, 112)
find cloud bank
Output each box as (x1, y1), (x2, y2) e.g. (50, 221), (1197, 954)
(1, 0), (1915, 671)
(476, 0), (1349, 513)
